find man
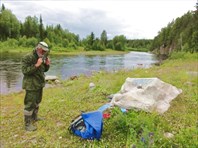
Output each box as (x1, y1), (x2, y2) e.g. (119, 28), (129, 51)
(21, 41), (50, 131)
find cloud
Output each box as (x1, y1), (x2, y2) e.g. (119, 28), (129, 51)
(41, 5), (129, 39)
(57, 8), (126, 39)
(3, 0), (126, 39)
(2, 0), (196, 39)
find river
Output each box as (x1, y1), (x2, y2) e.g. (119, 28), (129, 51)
(0, 51), (158, 94)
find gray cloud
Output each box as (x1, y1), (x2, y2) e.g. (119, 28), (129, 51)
(2, 1), (127, 39)
(42, 8), (126, 39)
(2, 0), (195, 39)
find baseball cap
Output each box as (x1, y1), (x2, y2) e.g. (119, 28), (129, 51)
(37, 41), (49, 51)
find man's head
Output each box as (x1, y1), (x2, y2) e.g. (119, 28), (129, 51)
(36, 42), (49, 58)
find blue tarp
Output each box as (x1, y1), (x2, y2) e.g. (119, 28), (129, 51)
(71, 111), (103, 140)
(98, 104), (111, 112)
(98, 103), (127, 113)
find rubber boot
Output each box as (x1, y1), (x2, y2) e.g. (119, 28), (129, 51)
(32, 107), (44, 121)
(25, 115), (37, 131)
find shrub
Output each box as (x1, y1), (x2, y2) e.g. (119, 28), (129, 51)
(4, 38), (19, 48)
(26, 37), (38, 47)
(68, 41), (77, 49)
(62, 39), (69, 48)
(18, 36), (27, 47)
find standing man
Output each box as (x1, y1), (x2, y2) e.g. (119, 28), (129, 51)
(21, 41), (50, 131)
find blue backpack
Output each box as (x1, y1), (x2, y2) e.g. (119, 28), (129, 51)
(68, 111), (103, 140)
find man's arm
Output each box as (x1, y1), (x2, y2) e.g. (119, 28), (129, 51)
(21, 55), (38, 75)
(22, 56), (43, 75)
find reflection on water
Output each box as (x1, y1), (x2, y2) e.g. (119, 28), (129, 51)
(0, 52), (23, 94)
(0, 51), (158, 94)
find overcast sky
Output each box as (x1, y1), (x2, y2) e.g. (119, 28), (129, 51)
(1, 0), (196, 39)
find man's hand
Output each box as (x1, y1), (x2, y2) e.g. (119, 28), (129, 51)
(45, 57), (50, 65)
(35, 58), (43, 68)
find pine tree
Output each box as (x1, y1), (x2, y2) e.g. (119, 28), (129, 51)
(39, 15), (44, 40)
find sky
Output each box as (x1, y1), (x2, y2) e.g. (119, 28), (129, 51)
(1, 0), (196, 39)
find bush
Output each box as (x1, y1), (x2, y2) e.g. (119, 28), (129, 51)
(92, 42), (105, 51)
(106, 41), (114, 49)
(106, 108), (162, 147)
(18, 36), (27, 47)
(62, 39), (69, 48)
(169, 52), (197, 60)
(84, 45), (92, 51)
(3, 38), (19, 48)
(26, 37), (38, 47)
(68, 41), (77, 49)
(114, 42), (123, 50)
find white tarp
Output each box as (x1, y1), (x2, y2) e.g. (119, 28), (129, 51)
(110, 78), (182, 114)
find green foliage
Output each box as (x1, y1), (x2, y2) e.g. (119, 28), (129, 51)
(151, 11), (198, 53)
(39, 15), (44, 40)
(0, 6), (80, 52)
(83, 33), (105, 51)
(92, 38), (105, 51)
(0, 9), (20, 40)
(1, 3), (197, 54)
(18, 36), (38, 47)
(127, 39), (152, 51)
(173, 127), (198, 147)
(107, 108), (162, 147)
(68, 41), (77, 49)
(114, 42), (122, 50)
(0, 38), (19, 48)
(0, 5), (153, 52)
(100, 30), (108, 48)
(62, 38), (69, 48)
(23, 16), (39, 38)
(26, 37), (38, 47)
(190, 30), (198, 53)
(18, 36), (27, 47)
(84, 32), (95, 50)
(106, 40), (114, 49)
(126, 47), (149, 52)
(169, 51), (198, 60)
(1, 4), (5, 11)
(113, 35), (127, 51)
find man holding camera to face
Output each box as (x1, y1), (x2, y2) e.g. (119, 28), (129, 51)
(21, 41), (50, 131)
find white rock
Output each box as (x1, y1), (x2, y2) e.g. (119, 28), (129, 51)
(45, 75), (58, 81)
(164, 132), (174, 138)
(89, 82), (95, 89)
(55, 80), (61, 84)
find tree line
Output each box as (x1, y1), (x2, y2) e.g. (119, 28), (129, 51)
(0, 4), (151, 52)
(1, 3), (197, 54)
(151, 10), (198, 54)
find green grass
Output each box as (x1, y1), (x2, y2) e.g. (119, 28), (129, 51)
(0, 52), (197, 147)
(0, 46), (127, 56)
(126, 47), (149, 52)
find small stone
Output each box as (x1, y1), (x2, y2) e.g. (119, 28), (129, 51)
(164, 132), (174, 138)
(89, 82), (95, 89)
(55, 80), (61, 84)
(14, 134), (18, 138)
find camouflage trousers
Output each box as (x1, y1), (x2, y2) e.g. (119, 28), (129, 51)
(24, 89), (43, 116)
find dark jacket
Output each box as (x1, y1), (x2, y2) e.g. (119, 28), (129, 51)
(22, 50), (50, 90)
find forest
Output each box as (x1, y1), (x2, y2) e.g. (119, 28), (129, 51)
(0, 3), (197, 54)
(151, 9), (198, 54)
(0, 4), (151, 52)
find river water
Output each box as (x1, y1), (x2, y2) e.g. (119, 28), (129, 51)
(0, 51), (158, 94)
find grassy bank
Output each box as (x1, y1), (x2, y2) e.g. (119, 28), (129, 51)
(0, 52), (197, 147)
(0, 46), (127, 56)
